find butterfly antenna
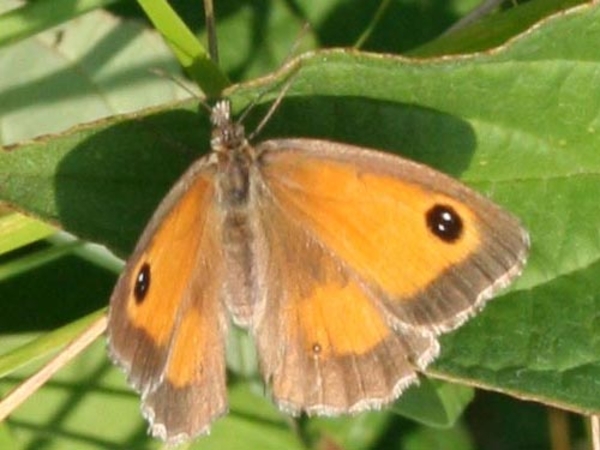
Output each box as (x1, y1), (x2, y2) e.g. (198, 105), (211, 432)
(283, 22), (312, 65)
(149, 68), (210, 115)
(247, 78), (294, 141)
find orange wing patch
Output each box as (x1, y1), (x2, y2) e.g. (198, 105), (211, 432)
(123, 174), (215, 346)
(296, 279), (391, 357)
(165, 307), (209, 388)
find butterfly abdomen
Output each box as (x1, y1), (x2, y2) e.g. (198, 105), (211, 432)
(216, 149), (260, 327)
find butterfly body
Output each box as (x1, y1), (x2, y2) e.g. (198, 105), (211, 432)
(107, 100), (529, 444)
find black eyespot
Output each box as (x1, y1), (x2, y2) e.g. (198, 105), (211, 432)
(312, 343), (322, 355)
(134, 263), (151, 303)
(426, 204), (463, 243)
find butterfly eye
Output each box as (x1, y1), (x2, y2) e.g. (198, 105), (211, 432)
(425, 204), (463, 243)
(134, 263), (151, 303)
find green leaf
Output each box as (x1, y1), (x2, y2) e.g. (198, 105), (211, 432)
(1, 1), (599, 448)
(0, 0), (119, 47)
(0, 310), (105, 379)
(0, 8), (192, 145)
(412, 0), (589, 56)
(402, 420), (474, 450)
(303, 411), (393, 450)
(393, 378), (474, 428)
(0, 212), (55, 256)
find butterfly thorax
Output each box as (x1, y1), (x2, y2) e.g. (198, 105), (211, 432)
(210, 100), (257, 208)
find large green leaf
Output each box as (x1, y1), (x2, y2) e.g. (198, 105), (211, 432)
(1, 1), (599, 449)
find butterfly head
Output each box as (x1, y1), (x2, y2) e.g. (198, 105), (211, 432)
(210, 100), (247, 156)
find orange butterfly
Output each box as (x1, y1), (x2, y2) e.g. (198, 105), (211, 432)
(107, 99), (528, 444)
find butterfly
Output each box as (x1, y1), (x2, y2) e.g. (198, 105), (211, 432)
(107, 99), (529, 444)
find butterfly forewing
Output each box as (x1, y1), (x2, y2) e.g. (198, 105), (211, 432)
(256, 139), (528, 332)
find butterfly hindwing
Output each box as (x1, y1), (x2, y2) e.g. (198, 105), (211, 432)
(251, 186), (436, 413)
